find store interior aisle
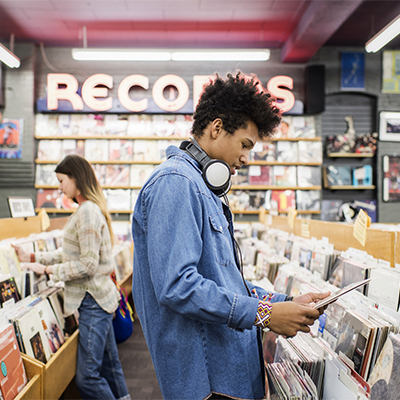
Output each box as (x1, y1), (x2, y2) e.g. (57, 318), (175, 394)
(118, 317), (163, 400)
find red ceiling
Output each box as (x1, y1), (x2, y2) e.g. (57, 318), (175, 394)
(0, 0), (399, 63)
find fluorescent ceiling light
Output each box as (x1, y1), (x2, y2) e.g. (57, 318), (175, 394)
(171, 50), (270, 61)
(72, 48), (270, 62)
(365, 14), (400, 53)
(0, 43), (20, 68)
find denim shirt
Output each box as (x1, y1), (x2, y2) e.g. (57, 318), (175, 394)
(132, 145), (287, 400)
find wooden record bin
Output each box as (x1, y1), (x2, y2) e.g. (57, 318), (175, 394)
(15, 356), (42, 400)
(18, 329), (79, 400)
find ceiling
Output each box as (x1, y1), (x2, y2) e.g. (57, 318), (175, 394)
(0, 0), (400, 63)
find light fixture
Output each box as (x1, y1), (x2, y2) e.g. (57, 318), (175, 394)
(0, 42), (20, 68)
(365, 13), (400, 53)
(71, 48), (270, 62)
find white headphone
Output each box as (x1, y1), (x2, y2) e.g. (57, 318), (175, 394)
(179, 138), (231, 197)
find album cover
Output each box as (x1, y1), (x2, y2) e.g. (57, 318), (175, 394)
(275, 141), (298, 162)
(127, 114), (153, 136)
(130, 165), (154, 186)
(249, 191), (267, 210)
(296, 190), (321, 211)
(35, 164), (58, 186)
(109, 139), (134, 161)
(329, 258), (370, 293)
(106, 189), (131, 211)
(84, 139), (109, 161)
(368, 266), (400, 311)
(58, 114), (82, 136)
(0, 324), (27, 400)
(37, 140), (62, 161)
(321, 200), (343, 221)
(47, 289), (66, 331)
(383, 155), (400, 201)
(231, 167), (249, 186)
(297, 166), (321, 187)
(0, 245), (22, 293)
(324, 165), (353, 186)
(274, 117), (293, 138)
(310, 249), (331, 280)
(292, 116), (316, 138)
(368, 333), (400, 400)
(36, 189), (62, 209)
(353, 199), (377, 223)
(35, 113), (59, 137)
(105, 165), (130, 186)
(92, 164), (107, 185)
(270, 190), (296, 212)
(248, 165), (272, 185)
(133, 140), (157, 161)
(61, 139), (85, 157)
(33, 298), (65, 355)
(174, 114), (193, 137)
(0, 276), (20, 306)
(17, 307), (51, 363)
(297, 140), (323, 163)
(152, 114), (178, 137)
(157, 140), (176, 161)
(104, 114), (128, 135)
(249, 141), (276, 161)
(273, 166), (297, 186)
(79, 114), (105, 136)
(353, 165), (373, 186)
(298, 247), (313, 269)
(227, 190), (250, 211)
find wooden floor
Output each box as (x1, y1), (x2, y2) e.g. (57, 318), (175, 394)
(118, 318), (163, 400)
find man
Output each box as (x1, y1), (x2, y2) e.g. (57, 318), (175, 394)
(132, 72), (329, 400)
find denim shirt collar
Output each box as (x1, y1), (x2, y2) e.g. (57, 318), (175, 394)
(166, 143), (202, 174)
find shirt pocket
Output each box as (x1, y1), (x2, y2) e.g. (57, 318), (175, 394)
(209, 212), (234, 267)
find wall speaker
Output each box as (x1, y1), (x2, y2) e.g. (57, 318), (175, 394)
(305, 65), (325, 114)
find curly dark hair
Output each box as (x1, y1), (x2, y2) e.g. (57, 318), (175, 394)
(191, 72), (281, 140)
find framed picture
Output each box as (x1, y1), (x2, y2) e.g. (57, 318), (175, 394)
(379, 111), (400, 141)
(7, 197), (35, 218)
(382, 155), (400, 202)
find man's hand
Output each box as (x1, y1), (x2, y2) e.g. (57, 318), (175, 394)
(293, 291), (331, 315)
(268, 301), (322, 338)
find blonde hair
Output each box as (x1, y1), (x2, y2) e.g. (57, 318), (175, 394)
(55, 155), (115, 246)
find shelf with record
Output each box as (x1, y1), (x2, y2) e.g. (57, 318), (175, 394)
(327, 185), (376, 190)
(327, 153), (375, 158)
(34, 113), (324, 217)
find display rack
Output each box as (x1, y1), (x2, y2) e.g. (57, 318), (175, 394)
(263, 215), (395, 267)
(34, 113), (323, 217)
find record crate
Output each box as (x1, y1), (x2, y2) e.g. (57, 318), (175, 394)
(19, 329), (79, 400)
(15, 355), (42, 400)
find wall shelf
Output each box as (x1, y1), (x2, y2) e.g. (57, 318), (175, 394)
(327, 153), (375, 158)
(326, 185), (375, 190)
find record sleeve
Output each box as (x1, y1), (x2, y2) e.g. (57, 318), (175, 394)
(231, 167), (249, 186)
(292, 116), (316, 138)
(157, 140), (176, 161)
(270, 190), (296, 212)
(297, 166), (321, 187)
(276, 141), (298, 162)
(106, 189), (131, 211)
(298, 140), (323, 163)
(152, 114), (177, 136)
(273, 166), (297, 186)
(127, 114), (153, 136)
(324, 165), (353, 186)
(132, 140), (157, 161)
(0, 324), (27, 400)
(227, 190), (250, 211)
(296, 190), (321, 211)
(35, 164), (58, 186)
(0, 246), (22, 294)
(248, 165), (272, 185)
(130, 165), (154, 186)
(248, 191), (267, 210)
(84, 139), (109, 161)
(249, 141), (276, 161)
(274, 117), (293, 138)
(36, 189), (62, 209)
(109, 139), (133, 161)
(105, 165), (130, 186)
(62, 139), (85, 157)
(104, 114), (128, 135)
(37, 140), (62, 161)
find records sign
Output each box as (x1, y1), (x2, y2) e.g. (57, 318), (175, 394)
(383, 155), (400, 202)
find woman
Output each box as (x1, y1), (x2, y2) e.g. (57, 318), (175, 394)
(14, 155), (131, 400)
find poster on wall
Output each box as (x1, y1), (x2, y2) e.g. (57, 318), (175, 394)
(382, 51), (400, 93)
(341, 52), (365, 90)
(0, 117), (23, 159)
(379, 111), (400, 141)
(383, 155), (400, 202)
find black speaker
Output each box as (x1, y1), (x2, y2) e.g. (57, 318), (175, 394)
(305, 65), (325, 114)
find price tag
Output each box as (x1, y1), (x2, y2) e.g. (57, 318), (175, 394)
(38, 208), (50, 231)
(353, 209), (371, 247)
(301, 219), (310, 238)
(287, 208), (297, 229)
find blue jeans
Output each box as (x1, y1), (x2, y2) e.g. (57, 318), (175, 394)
(75, 293), (131, 400)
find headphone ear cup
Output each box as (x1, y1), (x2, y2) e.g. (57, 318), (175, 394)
(203, 159), (231, 196)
